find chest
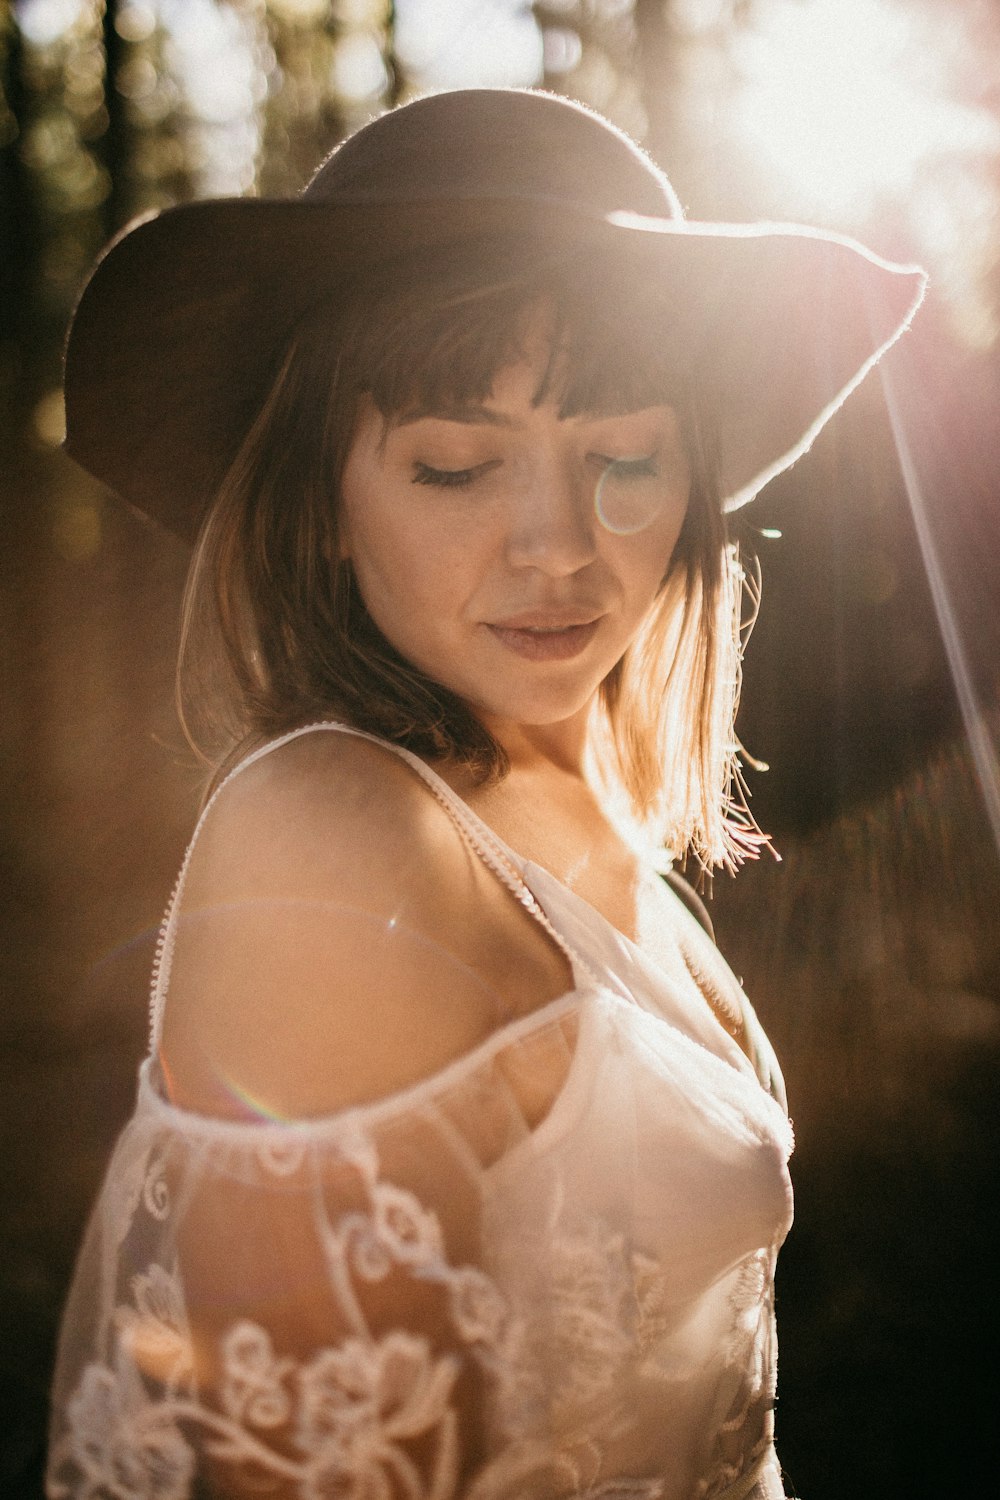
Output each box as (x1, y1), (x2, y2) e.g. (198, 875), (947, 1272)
(451, 769), (751, 1054)
(489, 811), (751, 1056)
(462, 779), (645, 937)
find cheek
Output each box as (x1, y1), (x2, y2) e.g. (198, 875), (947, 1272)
(635, 491), (690, 593)
(340, 467), (408, 586)
(340, 493), (466, 651)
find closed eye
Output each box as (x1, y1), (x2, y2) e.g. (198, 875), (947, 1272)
(412, 461), (499, 489)
(595, 454), (660, 480)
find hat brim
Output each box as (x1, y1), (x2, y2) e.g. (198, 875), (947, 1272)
(63, 193), (926, 542)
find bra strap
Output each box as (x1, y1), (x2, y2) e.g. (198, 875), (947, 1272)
(148, 721), (597, 1050)
(370, 733), (599, 989)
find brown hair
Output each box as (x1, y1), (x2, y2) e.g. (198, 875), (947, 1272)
(178, 236), (757, 870)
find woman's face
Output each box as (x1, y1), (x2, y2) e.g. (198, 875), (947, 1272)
(339, 325), (691, 738)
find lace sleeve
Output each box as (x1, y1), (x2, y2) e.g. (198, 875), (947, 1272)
(45, 1003), (581, 1500)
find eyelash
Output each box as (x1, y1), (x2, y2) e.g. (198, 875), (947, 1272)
(412, 462), (483, 489)
(601, 455), (659, 481)
(412, 454), (660, 490)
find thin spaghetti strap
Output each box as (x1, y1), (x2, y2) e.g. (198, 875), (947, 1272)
(366, 736), (600, 988)
(148, 720), (597, 1051)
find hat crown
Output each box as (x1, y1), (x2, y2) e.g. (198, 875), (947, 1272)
(303, 88), (682, 220)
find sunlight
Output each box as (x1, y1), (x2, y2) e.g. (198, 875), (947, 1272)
(394, 0), (541, 90)
(156, 0), (267, 195)
(15, 0), (89, 48)
(728, 0), (1000, 223)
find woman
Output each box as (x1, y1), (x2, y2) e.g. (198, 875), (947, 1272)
(47, 89), (925, 1500)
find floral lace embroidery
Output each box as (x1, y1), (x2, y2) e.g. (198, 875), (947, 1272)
(48, 1135), (774, 1500)
(490, 1221), (636, 1446)
(49, 1133), (469, 1499)
(694, 1252), (775, 1500)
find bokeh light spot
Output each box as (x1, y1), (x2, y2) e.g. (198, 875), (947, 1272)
(330, 31), (389, 103)
(15, 0), (88, 49)
(114, 2), (157, 43)
(394, 0), (541, 89)
(542, 28), (582, 76)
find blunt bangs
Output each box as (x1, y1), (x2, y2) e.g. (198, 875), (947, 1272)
(325, 237), (693, 437)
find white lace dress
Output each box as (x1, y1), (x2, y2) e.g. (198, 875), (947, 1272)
(46, 724), (795, 1500)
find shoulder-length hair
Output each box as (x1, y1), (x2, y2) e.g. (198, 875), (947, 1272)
(177, 235), (759, 871)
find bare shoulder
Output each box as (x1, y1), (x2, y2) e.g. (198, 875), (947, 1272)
(185, 728), (461, 907)
(161, 729), (572, 1121)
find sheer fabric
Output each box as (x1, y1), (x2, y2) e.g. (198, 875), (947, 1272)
(47, 724), (794, 1500)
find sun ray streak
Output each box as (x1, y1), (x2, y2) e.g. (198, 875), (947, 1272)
(881, 366), (1000, 858)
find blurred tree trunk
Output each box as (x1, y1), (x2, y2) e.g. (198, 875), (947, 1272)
(98, 0), (130, 236)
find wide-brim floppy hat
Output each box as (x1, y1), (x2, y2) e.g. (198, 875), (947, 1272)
(63, 87), (926, 543)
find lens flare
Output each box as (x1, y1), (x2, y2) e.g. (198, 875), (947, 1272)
(881, 365), (1000, 857)
(594, 465), (665, 536)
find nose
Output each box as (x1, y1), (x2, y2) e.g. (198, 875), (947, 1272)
(504, 455), (598, 576)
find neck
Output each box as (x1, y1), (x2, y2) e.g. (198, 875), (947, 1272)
(476, 704), (595, 778)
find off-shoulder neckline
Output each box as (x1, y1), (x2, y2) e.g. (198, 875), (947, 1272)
(148, 720), (598, 1051)
(146, 722), (777, 1138)
(141, 984), (593, 1142)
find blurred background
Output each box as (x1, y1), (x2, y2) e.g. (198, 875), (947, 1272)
(2, 1), (999, 1495)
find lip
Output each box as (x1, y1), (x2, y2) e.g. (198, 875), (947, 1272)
(490, 609), (604, 630)
(485, 619), (601, 661)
